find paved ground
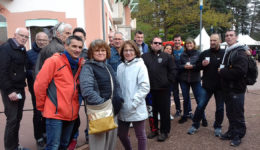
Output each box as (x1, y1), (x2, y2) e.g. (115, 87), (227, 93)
(1, 62), (260, 150)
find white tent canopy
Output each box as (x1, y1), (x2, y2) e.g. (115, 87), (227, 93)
(195, 27), (210, 51)
(221, 34), (260, 46)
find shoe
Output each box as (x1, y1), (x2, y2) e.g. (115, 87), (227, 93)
(187, 126), (198, 135)
(230, 136), (241, 147)
(220, 132), (232, 140)
(36, 138), (45, 150)
(158, 114), (160, 120)
(178, 116), (187, 124)
(68, 139), (77, 150)
(16, 145), (31, 150)
(85, 135), (89, 144)
(187, 112), (193, 119)
(201, 119), (208, 127)
(157, 133), (168, 142)
(130, 123), (133, 128)
(147, 131), (159, 139)
(174, 110), (182, 117)
(214, 128), (222, 137)
(170, 115), (174, 120)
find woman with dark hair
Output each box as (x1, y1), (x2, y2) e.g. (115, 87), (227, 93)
(178, 38), (207, 126)
(163, 44), (173, 55)
(117, 40), (150, 150)
(79, 39), (123, 150)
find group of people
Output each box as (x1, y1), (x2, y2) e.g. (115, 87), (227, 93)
(0, 21), (250, 150)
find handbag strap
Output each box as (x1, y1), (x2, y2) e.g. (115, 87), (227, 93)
(105, 66), (114, 99)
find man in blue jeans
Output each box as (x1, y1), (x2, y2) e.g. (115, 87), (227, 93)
(34, 36), (84, 149)
(219, 30), (248, 147)
(187, 34), (225, 136)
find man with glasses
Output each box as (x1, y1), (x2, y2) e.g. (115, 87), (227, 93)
(142, 37), (177, 142)
(0, 27), (30, 150)
(26, 32), (49, 150)
(107, 31), (124, 72)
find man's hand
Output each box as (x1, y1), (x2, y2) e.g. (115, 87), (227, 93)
(184, 64), (193, 69)
(202, 60), (209, 66)
(8, 92), (19, 101)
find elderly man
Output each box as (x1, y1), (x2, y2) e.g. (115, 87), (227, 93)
(134, 30), (149, 54)
(107, 31), (124, 72)
(219, 30), (249, 147)
(26, 32), (49, 149)
(34, 36), (84, 149)
(108, 31), (115, 48)
(0, 27), (30, 150)
(142, 37), (176, 142)
(187, 34), (225, 136)
(35, 22), (72, 73)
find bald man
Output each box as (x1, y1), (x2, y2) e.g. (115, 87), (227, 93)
(187, 34), (225, 137)
(0, 27), (30, 150)
(26, 32), (49, 149)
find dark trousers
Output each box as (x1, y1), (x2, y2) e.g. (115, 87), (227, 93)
(118, 120), (147, 150)
(1, 89), (25, 150)
(151, 89), (171, 134)
(28, 77), (45, 141)
(224, 92), (246, 139)
(172, 80), (181, 111)
(192, 88), (224, 129)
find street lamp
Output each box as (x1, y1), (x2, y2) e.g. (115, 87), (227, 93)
(199, 0), (203, 51)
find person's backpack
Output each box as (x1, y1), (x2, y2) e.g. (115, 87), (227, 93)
(229, 49), (258, 85)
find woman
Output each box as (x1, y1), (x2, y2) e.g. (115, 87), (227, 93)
(117, 40), (150, 150)
(163, 44), (173, 55)
(178, 38), (207, 125)
(80, 39), (123, 150)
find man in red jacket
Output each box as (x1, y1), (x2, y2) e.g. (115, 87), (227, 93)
(34, 36), (84, 149)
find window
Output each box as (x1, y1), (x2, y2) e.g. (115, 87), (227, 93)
(0, 15), (7, 45)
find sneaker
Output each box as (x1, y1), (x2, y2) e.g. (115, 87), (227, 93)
(36, 138), (45, 150)
(201, 119), (208, 127)
(174, 110), (182, 117)
(230, 136), (241, 147)
(187, 112), (193, 119)
(85, 135), (89, 144)
(147, 131), (159, 139)
(157, 133), (168, 142)
(68, 139), (77, 150)
(220, 131), (232, 140)
(17, 145), (31, 150)
(187, 126), (198, 135)
(170, 115), (174, 120)
(214, 128), (222, 137)
(178, 116), (187, 124)
(130, 123), (133, 128)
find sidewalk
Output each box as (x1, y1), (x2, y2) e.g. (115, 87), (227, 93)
(1, 62), (260, 150)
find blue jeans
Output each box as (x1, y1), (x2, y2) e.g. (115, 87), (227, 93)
(224, 92), (246, 139)
(45, 118), (75, 150)
(171, 80), (181, 111)
(192, 89), (224, 129)
(179, 81), (205, 120)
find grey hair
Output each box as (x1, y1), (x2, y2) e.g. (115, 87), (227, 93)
(53, 22), (72, 37)
(65, 35), (83, 46)
(35, 32), (48, 39)
(113, 31), (124, 40)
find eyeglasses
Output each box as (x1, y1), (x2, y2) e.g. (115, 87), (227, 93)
(36, 39), (48, 42)
(153, 42), (162, 45)
(18, 33), (29, 39)
(123, 49), (135, 53)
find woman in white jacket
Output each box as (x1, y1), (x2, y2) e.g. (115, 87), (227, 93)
(117, 40), (150, 150)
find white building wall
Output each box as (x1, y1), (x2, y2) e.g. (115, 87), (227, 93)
(0, 0), (85, 28)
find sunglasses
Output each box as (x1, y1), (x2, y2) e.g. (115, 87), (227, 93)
(153, 42), (162, 45)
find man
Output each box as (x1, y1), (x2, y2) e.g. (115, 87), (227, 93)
(219, 30), (248, 147)
(108, 31), (115, 48)
(26, 32), (49, 149)
(187, 34), (225, 137)
(35, 22), (72, 73)
(67, 27), (89, 150)
(107, 31), (124, 72)
(0, 27), (30, 150)
(142, 37), (176, 142)
(34, 36), (84, 149)
(172, 34), (186, 117)
(134, 30), (149, 54)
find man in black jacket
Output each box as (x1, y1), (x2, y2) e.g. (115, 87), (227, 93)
(219, 30), (248, 147)
(187, 34), (225, 136)
(142, 37), (177, 142)
(0, 27), (30, 150)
